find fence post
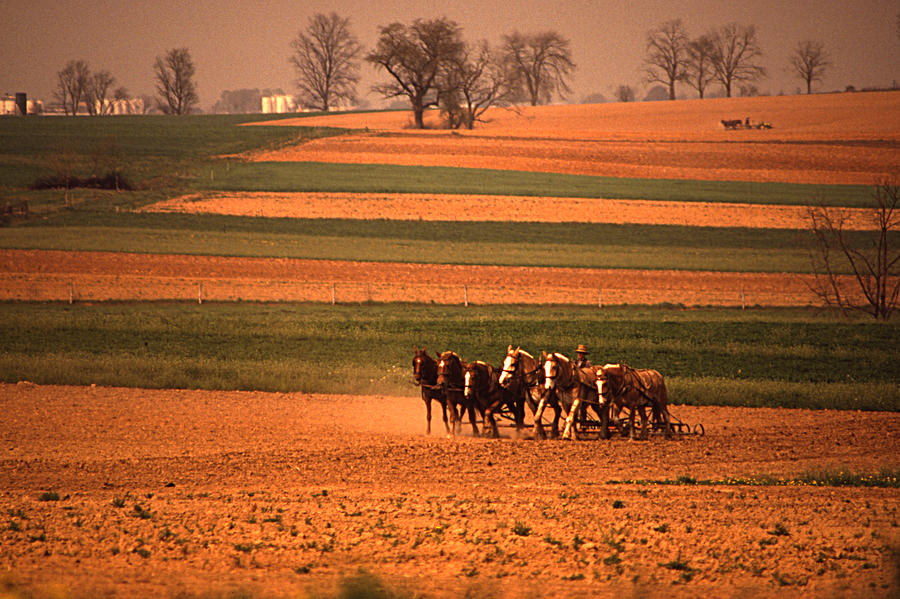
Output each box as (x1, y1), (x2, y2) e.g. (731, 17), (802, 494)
(69, 281), (74, 305)
(464, 284), (469, 307)
(198, 282), (203, 305)
(598, 287), (602, 309)
(331, 283), (336, 305)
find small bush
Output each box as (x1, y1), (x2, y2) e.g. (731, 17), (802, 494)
(511, 521), (531, 537)
(37, 492), (60, 502)
(30, 172), (133, 191)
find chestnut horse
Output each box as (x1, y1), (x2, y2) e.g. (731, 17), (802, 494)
(498, 346), (545, 433)
(596, 363), (673, 440)
(464, 360), (524, 438)
(539, 352), (601, 440)
(437, 351), (479, 436)
(412, 346), (448, 435)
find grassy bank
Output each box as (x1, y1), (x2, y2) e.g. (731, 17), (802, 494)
(0, 114), (343, 199)
(1, 302), (896, 411)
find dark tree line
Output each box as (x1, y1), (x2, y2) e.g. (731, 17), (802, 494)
(642, 19), (836, 100)
(642, 20), (768, 100)
(290, 14), (575, 129)
(54, 59), (126, 116)
(53, 12), (849, 120)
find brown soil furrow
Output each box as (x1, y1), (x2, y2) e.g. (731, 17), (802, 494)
(0, 249), (832, 307)
(143, 191), (883, 230)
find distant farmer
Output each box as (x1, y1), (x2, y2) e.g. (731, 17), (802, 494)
(744, 117), (750, 127)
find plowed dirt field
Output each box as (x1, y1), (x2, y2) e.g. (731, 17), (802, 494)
(4, 93), (899, 599)
(249, 92), (900, 185)
(0, 249), (828, 306)
(1, 383), (898, 599)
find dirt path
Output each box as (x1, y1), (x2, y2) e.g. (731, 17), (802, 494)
(0, 249), (824, 306)
(143, 192), (882, 231)
(0, 383), (897, 598)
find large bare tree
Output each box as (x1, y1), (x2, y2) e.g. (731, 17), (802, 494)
(85, 70), (116, 115)
(643, 19), (690, 100)
(684, 34), (716, 99)
(806, 181), (900, 320)
(790, 40), (831, 94)
(290, 12), (362, 111)
(708, 23), (766, 98)
(501, 30), (575, 106)
(154, 47), (199, 115)
(439, 40), (515, 129)
(367, 17), (464, 129)
(54, 59), (90, 115)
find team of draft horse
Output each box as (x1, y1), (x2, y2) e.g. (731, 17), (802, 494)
(412, 344), (675, 441)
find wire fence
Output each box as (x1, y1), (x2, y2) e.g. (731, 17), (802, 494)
(0, 273), (820, 307)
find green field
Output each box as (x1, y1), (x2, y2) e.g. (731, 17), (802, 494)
(0, 303), (897, 411)
(0, 114), (896, 410)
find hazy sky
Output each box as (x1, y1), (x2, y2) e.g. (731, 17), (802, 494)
(3, 0), (899, 109)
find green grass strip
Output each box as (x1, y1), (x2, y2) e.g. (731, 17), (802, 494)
(606, 469), (900, 488)
(0, 225), (821, 273)
(201, 161), (875, 207)
(7, 210), (893, 274)
(1, 303), (897, 410)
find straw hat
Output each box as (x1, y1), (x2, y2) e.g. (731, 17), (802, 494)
(575, 344), (589, 354)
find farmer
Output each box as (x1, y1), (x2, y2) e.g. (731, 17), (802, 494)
(574, 344), (592, 369)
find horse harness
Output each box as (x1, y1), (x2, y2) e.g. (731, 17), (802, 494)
(602, 363), (656, 405)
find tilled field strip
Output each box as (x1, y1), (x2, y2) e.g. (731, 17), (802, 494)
(143, 192), (881, 230)
(247, 133), (897, 185)
(1, 249), (835, 306)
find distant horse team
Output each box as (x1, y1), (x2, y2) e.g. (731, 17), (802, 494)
(412, 345), (675, 440)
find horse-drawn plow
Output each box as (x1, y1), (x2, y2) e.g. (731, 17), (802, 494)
(413, 345), (706, 440)
(567, 402), (705, 439)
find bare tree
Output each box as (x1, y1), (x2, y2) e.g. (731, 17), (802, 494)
(806, 181), (900, 320)
(154, 47), (199, 115)
(439, 40), (515, 129)
(708, 23), (767, 98)
(790, 40), (831, 94)
(85, 70), (116, 115)
(290, 12), (362, 111)
(684, 34), (716, 99)
(643, 19), (690, 101)
(501, 30), (575, 106)
(367, 17), (464, 129)
(54, 60), (90, 115)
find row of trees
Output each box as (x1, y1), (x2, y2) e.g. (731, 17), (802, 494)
(56, 12), (886, 120)
(291, 13), (574, 129)
(54, 60), (125, 115)
(292, 13), (842, 129)
(55, 48), (198, 116)
(643, 19), (830, 100)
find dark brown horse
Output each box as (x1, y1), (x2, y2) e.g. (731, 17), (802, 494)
(412, 346), (448, 435)
(539, 352), (601, 440)
(464, 360), (524, 438)
(596, 363), (673, 440)
(436, 351), (479, 436)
